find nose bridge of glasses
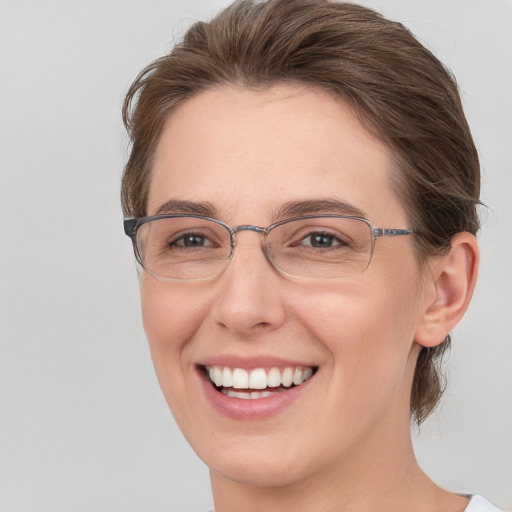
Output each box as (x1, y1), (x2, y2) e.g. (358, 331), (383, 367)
(229, 225), (272, 266)
(234, 225), (267, 234)
(231, 224), (268, 243)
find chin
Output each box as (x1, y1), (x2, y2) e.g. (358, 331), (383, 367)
(188, 428), (325, 489)
(209, 451), (313, 488)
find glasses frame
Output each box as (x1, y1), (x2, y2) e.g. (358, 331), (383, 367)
(124, 214), (413, 281)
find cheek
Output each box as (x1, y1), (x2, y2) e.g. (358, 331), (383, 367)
(296, 275), (420, 349)
(140, 273), (215, 344)
(139, 278), (209, 398)
(142, 283), (195, 349)
(293, 276), (422, 407)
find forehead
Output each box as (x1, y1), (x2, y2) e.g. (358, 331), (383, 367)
(148, 85), (407, 226)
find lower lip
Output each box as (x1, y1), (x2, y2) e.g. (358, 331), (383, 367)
(199, 370), (314, 421)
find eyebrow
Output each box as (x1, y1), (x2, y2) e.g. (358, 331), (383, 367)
(154, 199), (218, 217)
(153, 197), (367, 222)
(273, 198), (367, 220)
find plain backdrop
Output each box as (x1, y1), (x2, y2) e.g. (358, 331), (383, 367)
(0, 1), (511, 511)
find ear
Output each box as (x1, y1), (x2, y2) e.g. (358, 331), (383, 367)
(414, 232), (479, 348)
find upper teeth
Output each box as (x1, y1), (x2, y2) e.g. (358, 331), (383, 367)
(206, 366), (314, 389)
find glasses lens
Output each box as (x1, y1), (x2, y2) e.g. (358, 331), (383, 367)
(135, 217), (231, 280)
(266, 217), (373, 278)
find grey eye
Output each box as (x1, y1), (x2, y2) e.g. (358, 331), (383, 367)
(301, 232), (344, 248)
(171, 233), (214, 248)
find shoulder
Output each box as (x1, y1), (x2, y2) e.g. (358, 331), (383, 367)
(464, 495), (506, 512)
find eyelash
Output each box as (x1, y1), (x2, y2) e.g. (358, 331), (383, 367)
(169, 232), (215, 248)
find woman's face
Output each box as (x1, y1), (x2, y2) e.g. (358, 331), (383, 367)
(141, 85), (429, 487)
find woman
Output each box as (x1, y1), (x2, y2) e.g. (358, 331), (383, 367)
(121, 1), (501, 510)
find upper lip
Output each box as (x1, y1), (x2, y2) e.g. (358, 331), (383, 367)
(197, 354), (317, 370)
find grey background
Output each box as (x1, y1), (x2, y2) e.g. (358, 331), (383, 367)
(0, 1), (510, 511)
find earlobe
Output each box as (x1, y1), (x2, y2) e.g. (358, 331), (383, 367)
(414, 232), (479, 348)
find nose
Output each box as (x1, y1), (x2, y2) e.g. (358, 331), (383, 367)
(209, 231), (287, 337)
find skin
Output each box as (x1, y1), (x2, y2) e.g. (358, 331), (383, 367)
(140, 85), (477, 511)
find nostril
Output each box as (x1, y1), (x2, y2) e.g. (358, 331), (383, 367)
(253, 321), (272, 329)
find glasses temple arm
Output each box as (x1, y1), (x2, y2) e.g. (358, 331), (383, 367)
(373, 228), (413, 238)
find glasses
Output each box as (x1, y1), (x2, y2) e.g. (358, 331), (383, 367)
(124, 214), (413, 281)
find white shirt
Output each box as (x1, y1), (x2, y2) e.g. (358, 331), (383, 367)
(465, 495), (504, 511)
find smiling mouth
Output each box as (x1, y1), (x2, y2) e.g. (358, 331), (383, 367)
(202, 365), (317, 399)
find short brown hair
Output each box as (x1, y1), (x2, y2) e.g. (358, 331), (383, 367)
(121, 0), (480, 425)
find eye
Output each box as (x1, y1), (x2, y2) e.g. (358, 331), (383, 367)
(300, 231), (345, 249)
(170, 232), (215, 248)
